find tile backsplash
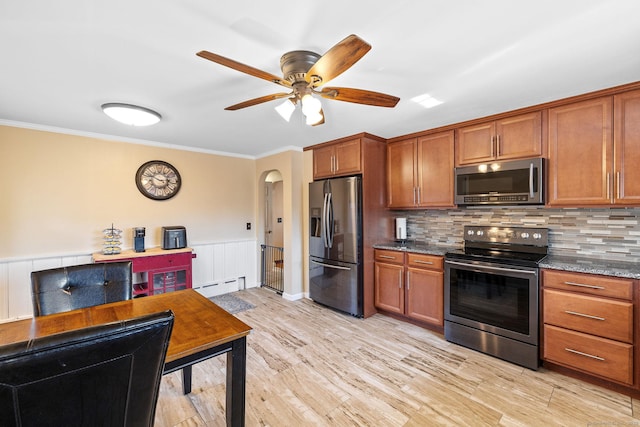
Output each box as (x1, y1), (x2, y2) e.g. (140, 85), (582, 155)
(398, 207), (640, 262)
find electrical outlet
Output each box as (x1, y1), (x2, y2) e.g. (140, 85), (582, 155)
(246, 222), (251, 230)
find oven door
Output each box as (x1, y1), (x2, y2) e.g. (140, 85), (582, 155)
(444, 258), (539, 345)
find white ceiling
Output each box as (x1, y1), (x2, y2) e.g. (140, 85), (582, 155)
(1, 1), (639, 158)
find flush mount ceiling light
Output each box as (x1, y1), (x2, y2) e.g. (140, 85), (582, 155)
(101, 103), (162, 126)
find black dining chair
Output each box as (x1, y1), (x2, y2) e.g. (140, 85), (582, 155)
(30, 261), (194, 395)
(0, 310), (174, 427)
(30, 261), (133, 316)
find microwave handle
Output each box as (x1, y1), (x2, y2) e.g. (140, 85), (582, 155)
(529, 162), (534, 199)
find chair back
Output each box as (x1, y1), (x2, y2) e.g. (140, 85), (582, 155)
(0, 310), (174, 427)
(31, 261), (133, 316)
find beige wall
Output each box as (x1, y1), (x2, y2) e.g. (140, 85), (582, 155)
(0, 125), (256, 259)
(256, 150), (305, 298)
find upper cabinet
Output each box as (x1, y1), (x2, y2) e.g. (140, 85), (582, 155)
(387, 131), (455, 208)
(548, 89), (640, 207)
(455, 112), (543, 166)
(613, 89), (640, 205)
(313, 138), (361, 179)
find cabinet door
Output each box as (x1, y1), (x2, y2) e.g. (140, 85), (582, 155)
(313, 145), (335, 179)
(406, 267), (443, 326)
(495, 112), (542, 160)
(547, 96), (613, 206)
(150, 267), (189, 295)
(387, 138), (417, 208)
(614, 89), (640, 205)
(374, 262), (404, 314)
(456, 122), (495, 165)
(334, 139), (361, 176)
(416, 131), (454, 207)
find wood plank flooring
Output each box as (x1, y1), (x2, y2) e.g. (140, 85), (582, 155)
(154, 287), (639, 426)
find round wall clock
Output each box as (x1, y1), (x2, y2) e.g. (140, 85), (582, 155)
(135, 160), (182, 200)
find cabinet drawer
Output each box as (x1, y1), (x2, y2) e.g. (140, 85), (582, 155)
(543, 289), (633, 343)
(542, 269), (633, 300)
(374, 249), (404, 264)
(543, 325), (633, 385)
(406, 253), (443, 270)
(132, 252), (192, 272)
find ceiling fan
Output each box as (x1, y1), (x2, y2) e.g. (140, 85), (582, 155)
(197, 34), (400, 125)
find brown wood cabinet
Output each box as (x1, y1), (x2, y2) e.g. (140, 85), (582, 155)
(374, 249), (404, 314)
(455, 112), (542, 166)
(313, 138), (361, 179)
(374, 249), (444, 329)
(307, 133), (391, 318)
(548, 90), (640, 207)
(614, 89), (640, 205)
(406, 253), (444, 326)
(386, 131), (455, 208)
(542, 269), (636, 386)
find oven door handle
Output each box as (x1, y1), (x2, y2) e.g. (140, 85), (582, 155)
(445, 260), (537, 275)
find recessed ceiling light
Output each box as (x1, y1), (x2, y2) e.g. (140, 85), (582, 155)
(411, 93), (443, 109)
(101, 103), (162, 126)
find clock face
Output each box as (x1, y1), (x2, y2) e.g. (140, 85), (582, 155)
(135, 160), (182, 200)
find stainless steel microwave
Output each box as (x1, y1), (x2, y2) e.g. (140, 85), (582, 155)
(454, 158), (544, 206)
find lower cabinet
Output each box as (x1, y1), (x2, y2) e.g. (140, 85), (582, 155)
(374, 249), (444, 328)
(542, 269), (636, 386)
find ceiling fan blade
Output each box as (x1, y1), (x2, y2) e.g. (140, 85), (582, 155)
(197, 50), (291, 87)
(225, 93), (292, 111)
(318, 87), (400, 107)
(305, 35), (371, 86)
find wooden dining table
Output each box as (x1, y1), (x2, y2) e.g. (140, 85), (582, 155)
(0, 289), (252, 427)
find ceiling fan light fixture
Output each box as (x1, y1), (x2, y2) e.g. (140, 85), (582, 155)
(305, 111), (324, 126)
(101, 103), (162, 126)
(275, 99), (296, 122)
(301, 94), (322, 116)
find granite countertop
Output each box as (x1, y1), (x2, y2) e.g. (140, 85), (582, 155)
(373, 241), (453, 256)
(374, 242), (640, 279)
(374, 241), (640, 279)
(540, 255), (640, 280)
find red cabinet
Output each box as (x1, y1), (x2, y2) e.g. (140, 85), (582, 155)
(93, 247), (194, 297)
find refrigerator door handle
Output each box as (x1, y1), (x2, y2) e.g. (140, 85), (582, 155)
(310, 259), (352, 271)
(327, 192), (334, 248)
(322, 193), (329, 248)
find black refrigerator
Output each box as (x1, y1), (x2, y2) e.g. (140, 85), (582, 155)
(309, 176), (363, 317)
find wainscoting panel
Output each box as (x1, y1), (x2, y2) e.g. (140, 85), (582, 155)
(190, 240), (258, 298)
(0, 241), (258, 322)
(0, 254), (93, 322)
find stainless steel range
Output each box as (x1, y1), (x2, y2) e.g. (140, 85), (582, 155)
(444, 225), (548, 370)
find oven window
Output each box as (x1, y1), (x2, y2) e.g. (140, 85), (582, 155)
(449, 268), (531, 335)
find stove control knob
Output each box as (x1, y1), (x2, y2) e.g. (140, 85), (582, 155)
(533, 233), (542, 239)
(520, 232), (530, 239)
(477, 230), (484, 236)
(467, 230), (475, 236)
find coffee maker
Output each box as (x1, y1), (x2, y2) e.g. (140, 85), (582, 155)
(134, 227), (145, 252)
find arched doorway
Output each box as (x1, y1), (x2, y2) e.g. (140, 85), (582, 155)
(264, 170), (284, 247)
(261, 170), (284, 293)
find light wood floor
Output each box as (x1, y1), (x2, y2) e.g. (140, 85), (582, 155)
(154, 287), (640, 426)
